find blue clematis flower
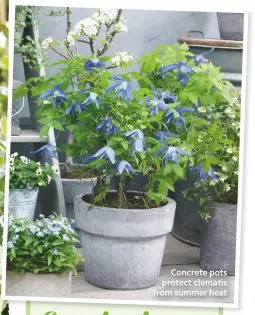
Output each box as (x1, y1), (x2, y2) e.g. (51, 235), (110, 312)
(165, 107), (195, 131)
(38, 83), (68, 107)
(96, 118), (120, 136)
(65, 103), (88, 116)
(191, 164), (217, 182)
(116, 161), (135, 175)
(195, 47), (215, 66)
(146, 89), (177, 116)
(30, 144), (58, 163)
(81, 92), (100, 109)
(161, 62), (196, 86)
(84, 146), (116, 164)
(155, 146), (188, 164)
(155, 131), (178, 144)
(84, 58), (105, 75)
(125, 129), (146, 155)
(105, 75), (136, 104)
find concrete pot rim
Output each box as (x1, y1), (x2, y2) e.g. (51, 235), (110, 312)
(59, 163), (97, 182)
(7, 270), (71, 277)
(9, 188), (38, 192)
(76, 190), (176, 213)
(209, 201), (237, 208)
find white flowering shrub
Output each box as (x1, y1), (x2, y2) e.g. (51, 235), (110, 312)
(7, 214), (83, 274)
(41, 8), (131, 68)
(9, 153), (58, 189)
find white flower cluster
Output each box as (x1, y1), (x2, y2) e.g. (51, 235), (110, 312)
(111, 51), (133, 67)
(115, 16), (128, 33)
(41, 36), (54, 50)
(92, 9), (118, 24)
(197, 106), (206, 114)
(66, 9), (127, 46)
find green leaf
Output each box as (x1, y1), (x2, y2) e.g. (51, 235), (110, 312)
(172, 164), (184, 178)
(52, 121), (64, 131)
(158, 182), (168, 196)
(40, 125), (51, 137)
(47, 253), (52, 266)
(25, 237), (34, 247)
(52, 239), (64, 246)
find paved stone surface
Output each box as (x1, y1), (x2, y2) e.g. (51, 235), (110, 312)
(70, 235), (235, 304)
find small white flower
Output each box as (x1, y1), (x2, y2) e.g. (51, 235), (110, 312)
(36, 168), (42, 176)
(222, 166), (228, 172)
(36, 162), (41, 165)
(224, 184), (231, 192)
(198, 106), (206, 114)
(41, 36), (54, 50)
(11, 152), (18, 158)
(111, 51), (133, 67)
(232, 156), (238, 162)
(51, 166), (60, 174)
(226, 148), (233, 154)
(20, 156), (29, 164)
(225, 108), (232, 114)
(10, 166), (15, 173)
(38, 181), (44, 186)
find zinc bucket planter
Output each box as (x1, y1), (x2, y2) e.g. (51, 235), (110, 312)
(74, 191), (176, 290)
(8, 188), (38, 221)
(172, 168), (203, 246)
(6, 271), (71, 297)
(199, 202), (237, 276)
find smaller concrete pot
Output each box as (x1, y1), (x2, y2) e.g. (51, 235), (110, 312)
(8, 189), (38, 221)
(61, 164), (97, 272)
(6, 271), (71, 297)
(74, 191), (176, 290)
(200, 202), (237, 275)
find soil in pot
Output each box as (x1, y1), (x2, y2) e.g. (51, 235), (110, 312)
(74, 190), (176, 290)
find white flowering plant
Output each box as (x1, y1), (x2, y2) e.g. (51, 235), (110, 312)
(9, 153), (58, 189)
(7, 214), (83, 274)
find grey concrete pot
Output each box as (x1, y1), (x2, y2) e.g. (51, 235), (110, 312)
(6, 270), (71, 297)
(172, 168), (202, 246)
(8, 189), (38, 221)
(74, 191), (176, 290)
(61, 165), (97, 271)
(217, 13), (244, 41)
(200, 202), (237, 275)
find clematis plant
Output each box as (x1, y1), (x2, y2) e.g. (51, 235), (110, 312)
(14, 42), (239, 210)
(139, 43), (240, 217)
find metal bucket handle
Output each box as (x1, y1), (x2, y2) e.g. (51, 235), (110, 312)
(188, 31), (204, 38)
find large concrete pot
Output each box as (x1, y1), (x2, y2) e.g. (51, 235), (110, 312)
(172, 168), (202, 246)
(74, 191), (176, 290)
(6, 271), (71, 297)
(8, 188), (38, 221)
(200, 202), (237, 275)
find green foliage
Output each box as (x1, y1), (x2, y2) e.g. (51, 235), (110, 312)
(9, 153), (57, 189)
(7, 214), (83, 274)
(14, 42), (240, 212)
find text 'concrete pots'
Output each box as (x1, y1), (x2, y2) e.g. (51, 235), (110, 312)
(200, 202), (237, 275)
(74, 191), (176, 290)
(6, 271), (71, 297)
(8, 188), (38, 221)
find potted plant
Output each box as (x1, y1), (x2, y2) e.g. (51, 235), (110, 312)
(16, 39), (237, 289)
(13, 7), (132, 239)
(185, 90), (240, 275)
(8, 153), (58, 221)
(6, 213), (83, 297)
